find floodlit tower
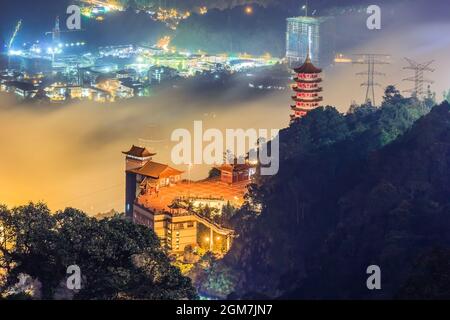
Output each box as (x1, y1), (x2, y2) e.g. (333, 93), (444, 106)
(287, 16), (323, 67)
(403, 58), (434, 98)
(286, 3), (334, 69)
(353, 53), (390, 106)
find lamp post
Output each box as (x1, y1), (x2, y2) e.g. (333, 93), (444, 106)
(187, 162), (193, 195)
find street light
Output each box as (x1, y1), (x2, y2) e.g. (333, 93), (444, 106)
(187, 162), (193, 193)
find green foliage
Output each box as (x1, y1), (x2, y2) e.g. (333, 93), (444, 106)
(0, 204), (197, 300)
(383, 85), (404, 105)
(194, 204), (220, 220)
(173, 261), (195, 275)
(198, 263), (237, 298)
(443, 89), (450, 103)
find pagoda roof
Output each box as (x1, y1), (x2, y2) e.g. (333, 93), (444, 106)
(293, 56), (322, 74)
(131, 160), (184, 179)
(293, 86), (323, 92)
(293, 77), (322, 83)
(292, 96), (323, 103)
(291, 105), (319, 112)
(122, 145), (156, 158)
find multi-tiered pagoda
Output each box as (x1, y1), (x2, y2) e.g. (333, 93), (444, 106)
(290, 54), (323, 122)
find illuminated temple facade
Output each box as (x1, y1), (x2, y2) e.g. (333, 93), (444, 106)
(123, 145), (254, 253)
(290, 54), (323, 122)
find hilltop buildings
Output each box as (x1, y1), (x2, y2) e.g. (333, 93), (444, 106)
(123, 145), (255, 254)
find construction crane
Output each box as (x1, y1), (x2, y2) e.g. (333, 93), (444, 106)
(6, 20), (22, 71)
(8, 20), (22, 51)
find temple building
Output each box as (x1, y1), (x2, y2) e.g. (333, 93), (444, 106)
(123, 145), (250, 254)
(123, 145), (181, 215)
(290, 54), (323, 122)
(215, 158), (256, 184)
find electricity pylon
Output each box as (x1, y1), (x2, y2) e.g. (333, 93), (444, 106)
(403, 58), (434, 99)
(353, 53), (390, 106)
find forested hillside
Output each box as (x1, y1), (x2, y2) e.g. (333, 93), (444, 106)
(0, 204), (197, 300)
(201, 87), (450, 299)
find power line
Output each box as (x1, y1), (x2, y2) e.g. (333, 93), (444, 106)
(353, 53), (390, 106)
(51, 183), (124, 207)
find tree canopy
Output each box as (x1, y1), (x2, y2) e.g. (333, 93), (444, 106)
(0, 203), (197, 300)
(204, 87), (450, 299)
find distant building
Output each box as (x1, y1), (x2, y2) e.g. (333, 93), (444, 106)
(148, 66), (178, 85)
(95, 78), (134, 100)
(120, 78), (146, 97)
(5, 81), (38, 100)
(215, 160), (256, 184)
(20, 57), (52, 75)
(0, 74), (15, 92)
(115, 69), (138, 81)
(88, 86), (113, 102)
(286, 16), (335, 68)
(43, 83), (86, 102)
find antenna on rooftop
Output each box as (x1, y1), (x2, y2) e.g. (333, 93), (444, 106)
(303, 0), (309, 17)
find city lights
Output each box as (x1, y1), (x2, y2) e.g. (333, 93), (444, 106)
(7, 49), (23, 56)
(2, 0), (445, 305)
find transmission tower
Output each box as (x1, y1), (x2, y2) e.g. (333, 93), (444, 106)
(353, 53), (390, 106)
(403, 58), (434, 98)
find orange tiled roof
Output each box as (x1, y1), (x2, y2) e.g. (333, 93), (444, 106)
(133, 161), (183, 179)
(122, 145), (156, 158)
(216, 163), (253, 173)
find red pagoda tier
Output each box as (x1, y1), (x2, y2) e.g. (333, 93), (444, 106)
(290, 55), (323, 122)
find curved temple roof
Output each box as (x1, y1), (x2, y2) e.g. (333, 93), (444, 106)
(122, 145), (156, 158)
(293, 56), (322, 74)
